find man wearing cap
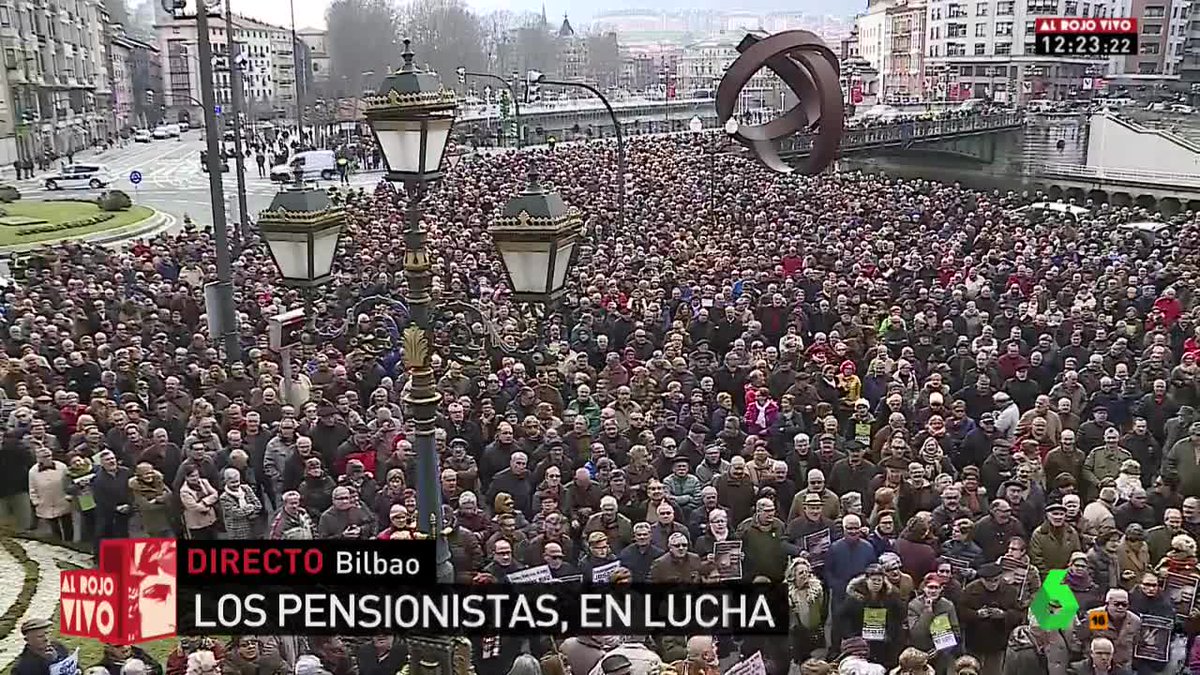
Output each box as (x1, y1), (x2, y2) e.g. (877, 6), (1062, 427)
(1030, 502), (1082, 576)
(1163, 420), (1200, 498)
(650, 531), (702, 583)
(790, 469), (839, 522)
(960, 563), (1022, 675)
(829, 441), (875, 499)
(12, 618), (76, 675)
(1084, 428), (1133, 503)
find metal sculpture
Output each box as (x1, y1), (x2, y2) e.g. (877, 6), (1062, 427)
(715, 30), (845, 175)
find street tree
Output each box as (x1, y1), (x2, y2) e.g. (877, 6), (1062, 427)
(326, 0), (403, 95)
(397, 0), (489, 84)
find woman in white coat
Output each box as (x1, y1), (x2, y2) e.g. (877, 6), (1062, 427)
(27, 446), (72, 540)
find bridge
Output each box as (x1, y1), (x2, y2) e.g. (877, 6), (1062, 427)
(457, 96), (721, 144)
(779, 112), (1027, 162)
(1029, 162), (1200, 212)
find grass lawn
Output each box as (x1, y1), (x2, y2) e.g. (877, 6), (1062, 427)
(0, 201), (154, 247)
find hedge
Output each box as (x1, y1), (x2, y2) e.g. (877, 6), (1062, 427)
(0, 186), (19, 203)
(16, 213), (113, 237)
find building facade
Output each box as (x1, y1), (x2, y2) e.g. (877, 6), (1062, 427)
(111, 26), (160, 130)
(677, 33), (779, 107)
(156, 12), (300, 122)
(922, 0), (1118, 101)
(297, 27), (328, 94)
(0, 0), (115, 160)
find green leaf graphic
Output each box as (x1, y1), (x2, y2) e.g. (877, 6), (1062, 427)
(1030, 569), (1079, 630)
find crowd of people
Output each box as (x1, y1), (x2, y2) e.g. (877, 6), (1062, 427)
(5, 128), (1200, 675)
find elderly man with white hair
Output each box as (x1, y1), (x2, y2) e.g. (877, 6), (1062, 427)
(825, 513), (879, 615)
(1068, 588), (1141, 670)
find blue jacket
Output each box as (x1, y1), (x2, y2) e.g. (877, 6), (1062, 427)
(825, 537), (878, 601)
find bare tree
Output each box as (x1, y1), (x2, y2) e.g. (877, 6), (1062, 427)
(511, 11), (558, 81)
(586, 33), (621, 88)
(326, 0), (403, 95)
(396, 0), (488, 84)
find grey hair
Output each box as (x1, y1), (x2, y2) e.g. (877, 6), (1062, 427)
(186, 651), (219, 675)
(121, 660), (148, 675)
(507, 654), (542, 675)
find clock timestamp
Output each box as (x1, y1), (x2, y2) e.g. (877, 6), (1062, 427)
(1034, 32), (1139, 56)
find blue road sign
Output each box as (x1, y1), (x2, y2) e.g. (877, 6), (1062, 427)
(129, 170), (143, 185)
(214, 105), (222, 115)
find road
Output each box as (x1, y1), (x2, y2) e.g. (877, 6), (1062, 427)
(8, 131), (383, 230)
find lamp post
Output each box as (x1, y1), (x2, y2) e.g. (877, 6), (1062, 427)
(527, 72), (625, 230)
(257, 173), (345, 403)
(456, 68), (522, 148)
(363, 38), (458, 583)
(489, 168), (582, 305)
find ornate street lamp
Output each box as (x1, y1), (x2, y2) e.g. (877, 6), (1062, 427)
(365, 40), (458, 185)
(362, 38), (458, 584)
(489, 170), (582, 305)
(258, 177), (345, 289)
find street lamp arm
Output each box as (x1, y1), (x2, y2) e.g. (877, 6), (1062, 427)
(537, 78), (625, 230)
(461, 70), (523, 149)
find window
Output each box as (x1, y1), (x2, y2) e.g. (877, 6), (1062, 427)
(1141, 41), (1161, 52)
(1143, 23), (1162, 34)
(976, 23), (988, 35)
(947, 42), (967, 55)
(1065, 1), (1078, 13)
(1145, 5), (1165, 16)
(1138, 61), (1160, 74)
(995, 41), (1012, 54)
(997, 1), (1014, 13)
(976, 2), (989, 14)
(0, 6), (10, 25)
(996, 21), (1013, 35)
(948, 22), (968, 36)
(975, 42), (987, 54)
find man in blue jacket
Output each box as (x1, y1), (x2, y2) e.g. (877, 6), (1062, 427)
(825, 513), (879, 617)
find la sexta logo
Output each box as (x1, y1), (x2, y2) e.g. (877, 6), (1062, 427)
(60, 539), (177, 644)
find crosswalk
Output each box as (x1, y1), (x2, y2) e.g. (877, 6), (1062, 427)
(10, 136), (384, 202)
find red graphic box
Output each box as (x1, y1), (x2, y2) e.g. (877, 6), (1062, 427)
(60, 538), (177, 644)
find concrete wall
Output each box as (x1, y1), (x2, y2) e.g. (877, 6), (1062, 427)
(1086, 112), (1200, 175)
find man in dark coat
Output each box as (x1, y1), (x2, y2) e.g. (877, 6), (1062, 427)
(11, 619), (75, 675)
(833, 564), (905, 667)
(960, 563), (1024, 675)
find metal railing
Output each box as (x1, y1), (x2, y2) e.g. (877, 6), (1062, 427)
(1032, 162), (1200, 191)
(782, 111), (1026, 156)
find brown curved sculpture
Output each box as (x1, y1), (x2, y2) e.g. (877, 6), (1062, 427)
(715, 30), (845, 175)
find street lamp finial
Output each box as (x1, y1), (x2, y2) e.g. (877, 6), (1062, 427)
(400, 39), (415, 71)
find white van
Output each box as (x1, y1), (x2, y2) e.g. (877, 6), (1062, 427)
(270, 149), (338, 182)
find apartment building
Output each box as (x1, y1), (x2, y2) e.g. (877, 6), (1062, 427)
(156, 12), (302, 122)
(678, 33), (780, 108)
(924, 0), (1117, 101)
(856, 0), (927, 99)
(111, 25), (160, 130)
(0, 0), (115, 159)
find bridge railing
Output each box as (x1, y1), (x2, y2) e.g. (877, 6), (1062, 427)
(782, 112), (1026, 155)
(1032, 162), (1200, 190)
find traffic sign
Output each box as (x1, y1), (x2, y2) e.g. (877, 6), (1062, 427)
(129, 170), (142, 185)
(214, 105), (222, 115)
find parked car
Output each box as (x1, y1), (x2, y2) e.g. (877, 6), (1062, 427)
(133, 129), (153, 143)
(41, 164), (114, 191)
(166, 124), (182, 137)
(152, 126), (171, 139)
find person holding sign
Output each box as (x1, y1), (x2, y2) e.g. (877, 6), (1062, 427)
(833, 564), (905, 667)
(11, 618), (79, 675)
(907, 573), (961, 673)
(1070, 588), (1141, 671)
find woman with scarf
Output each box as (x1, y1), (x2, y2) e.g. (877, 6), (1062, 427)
(377, 504), (414, 540)
(744, 387), (779, 436)
(787, 557), (826, 665)
(128, 462), (172, 537)
(839, 361), (863, 414)
(1062, 551), (1103, 616)
(695, 508), (733, 559)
